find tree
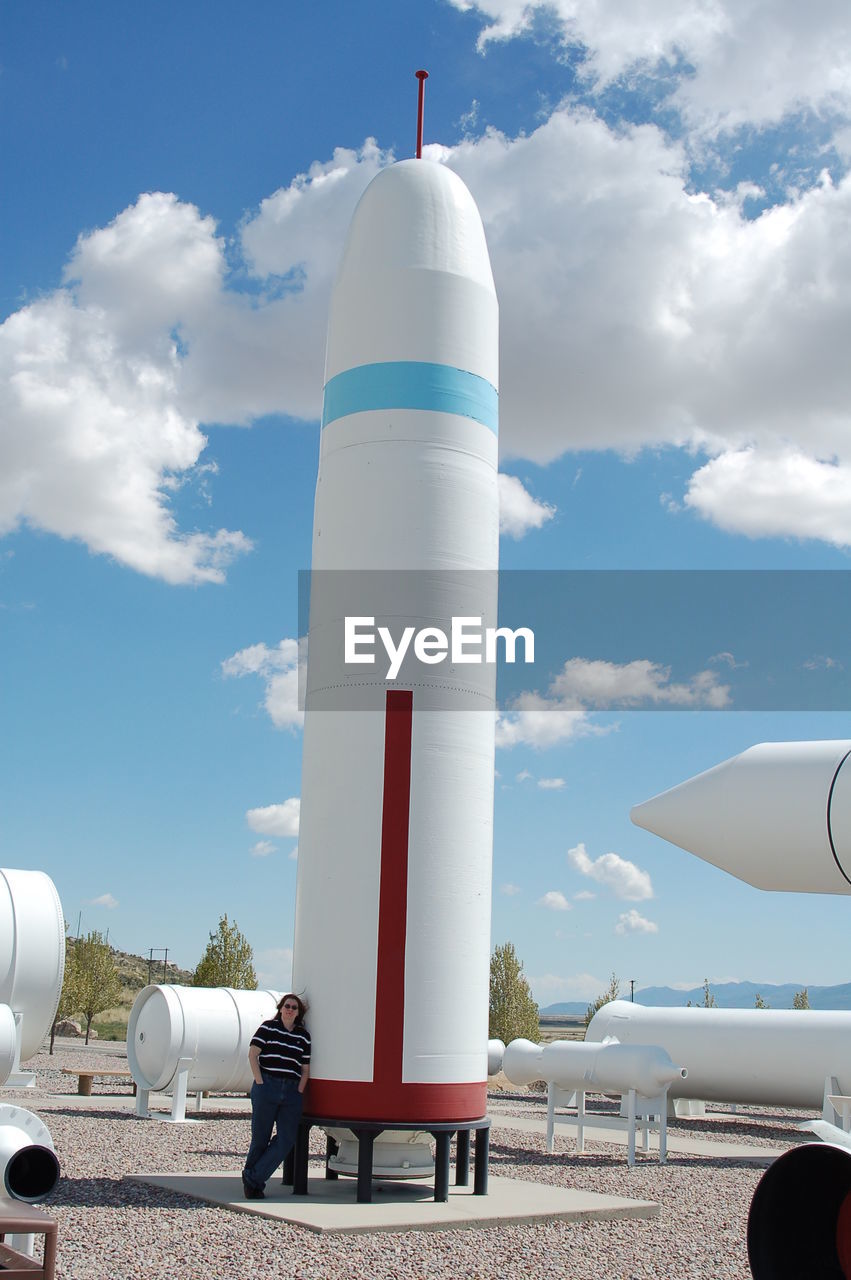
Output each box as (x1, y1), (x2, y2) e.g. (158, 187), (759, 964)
(585, 972), (621, 1028)
(192, 915), (257, 989)
(50, 940), (81, 1054)
(754, 993), (769, 1009)
(688, 978), (716, 1008)
(489, 942), (539, 1045)
(792, 988), (810, 1009)
(73, 931), (122, 1044)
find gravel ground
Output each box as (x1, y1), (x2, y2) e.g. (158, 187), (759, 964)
(5, 1042), (807, 1280)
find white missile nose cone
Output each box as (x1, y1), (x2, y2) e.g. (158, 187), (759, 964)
(631, 740), (851, 894)
(629, 758), (732, 852)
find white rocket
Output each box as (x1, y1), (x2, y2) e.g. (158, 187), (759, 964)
(631, 740), (851, 894)
(292, 156), (499, 1122)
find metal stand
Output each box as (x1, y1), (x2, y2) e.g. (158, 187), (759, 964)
(283, 1115), (491, 1204)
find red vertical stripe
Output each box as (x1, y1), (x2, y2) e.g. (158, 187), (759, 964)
(373, 689), (414, 1085)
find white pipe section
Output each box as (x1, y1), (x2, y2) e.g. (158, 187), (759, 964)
(487, 1039), (505, 1077)
(0, 869), (65, 1061)
(748, 1141), (851, 1279)
(588, 1000), (851, 1108)
(631, 739), (851, 894)
(127, 985), (282, 1094)
(0, 1105), (59, 1203)
(0, 1007), (17, 1087)
(503, 1038), (686, 1098)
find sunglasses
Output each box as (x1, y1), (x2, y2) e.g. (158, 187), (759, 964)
(282, 1002), (299, 1011)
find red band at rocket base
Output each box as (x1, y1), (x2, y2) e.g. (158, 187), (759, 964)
(305, 690), (486, 1123)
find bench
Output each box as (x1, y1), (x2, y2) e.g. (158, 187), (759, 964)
(60, 1068), (136, 1097)
(0, 1205), (57, 1279)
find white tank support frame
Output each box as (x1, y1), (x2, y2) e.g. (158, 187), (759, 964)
(545, 1081), (673, 1167)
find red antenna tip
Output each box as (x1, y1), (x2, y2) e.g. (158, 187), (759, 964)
(415, 70), (429, 158)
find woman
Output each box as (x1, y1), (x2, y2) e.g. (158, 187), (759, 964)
(242, 993), (311, 1199)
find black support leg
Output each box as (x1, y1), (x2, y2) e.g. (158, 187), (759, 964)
(433, 1131), (451, 1202)
(356, 1129), (376, 1204)
(473, 1125), (489, 1196)
(293, 1120), (311, 1195)
(325, 1133), (339, 1181)
(455, 1128), (470, 1186)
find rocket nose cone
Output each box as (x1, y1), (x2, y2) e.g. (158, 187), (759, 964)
(629, 775), (718, 849)
(628, 755), (749, 875)
(338, 158), (495, 290)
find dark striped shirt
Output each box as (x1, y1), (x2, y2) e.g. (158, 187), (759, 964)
(250, 1018), (311, 1080)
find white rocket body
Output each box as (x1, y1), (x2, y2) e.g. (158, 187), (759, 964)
(630, 740), (851, 894)
(293, 160), (498, 1122)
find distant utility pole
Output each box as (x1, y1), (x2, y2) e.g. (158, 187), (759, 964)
(147, 948), (169, 986)
(76, 911), (82, 938)
(630, 979), (635, 1003)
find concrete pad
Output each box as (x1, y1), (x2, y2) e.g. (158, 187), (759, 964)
(129, 1172), (658, 1235)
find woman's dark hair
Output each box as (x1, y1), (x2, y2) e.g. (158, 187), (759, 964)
(276, 993), (308, 1026)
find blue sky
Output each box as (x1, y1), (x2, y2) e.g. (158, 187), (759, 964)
(3, 1), (851, 1002)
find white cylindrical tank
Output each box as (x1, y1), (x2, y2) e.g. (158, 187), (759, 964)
(294, 158), (499, 1124)
(0, 1006), (17, 1086)
(0, 869), (65, 1061)
(127, 986), (282, 1094)
(0, 1104), (60, 1203)
(503, 1038), (686, 1098)
(487, 1039), (505, 1077)
(587, 1000), (851, 1108)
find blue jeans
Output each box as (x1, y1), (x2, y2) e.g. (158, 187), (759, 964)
(243, 1075), (303, 1191)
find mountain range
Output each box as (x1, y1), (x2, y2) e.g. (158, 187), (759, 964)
(542, 979), (851, 1015)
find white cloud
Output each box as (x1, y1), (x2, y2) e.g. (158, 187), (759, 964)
(537, 890), (572, 911)
(496, 695), (603, 751)
(448, 0), (851, 139)
(500, 882), (522, 895)
(445, 118), (851, 548)
(615, 909), (659, 936)
(221, 638), (303, 731)
(250, 840), (276, 858)
(573, 889), (596, 901)
(551, 658), (730, 710)
(804, 655), (843, 671)
(7, 85), (851, 580)
(496, 656), (727, 749)
(515, 769), (532, 783)
(289, 844), (299, 862)
(246, 798), (300, 838)
(685, 449), (851, 548)
(538, 777), (565, 789)
(0, 194), (253, 584)
(498, 473), (556, 539)
(87, 892), (118, 910)
(568, 841), (653, 901)
(255, 947), (293, 993)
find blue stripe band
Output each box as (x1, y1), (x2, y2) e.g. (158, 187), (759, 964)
(322, 361), (498, 434)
